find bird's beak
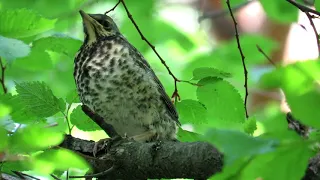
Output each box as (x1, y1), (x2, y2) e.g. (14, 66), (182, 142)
(79, 10), (98, 44)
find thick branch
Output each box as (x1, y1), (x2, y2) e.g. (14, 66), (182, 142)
(60, 135), (223, 179)
(59, 135), (320, 179)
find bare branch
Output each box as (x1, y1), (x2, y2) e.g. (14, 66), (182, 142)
(256, 44), (277, 67)
(226, 0), (249, 118)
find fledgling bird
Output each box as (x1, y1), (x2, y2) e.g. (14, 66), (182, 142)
(74, 10), (180, 142)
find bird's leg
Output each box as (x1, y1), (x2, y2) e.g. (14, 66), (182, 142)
(93, 135), (123, 157)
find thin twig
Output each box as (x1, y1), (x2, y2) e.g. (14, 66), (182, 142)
(61, 111), (72, 134)
(12, 171), (40, 180)
(198, 0), (255, 22)
(50, 174), (62, 180)
(256, 44), (277, 67)
(286, 0), (320, 16)
(109, 0), (199, 100)
(286, 0), (320, 55)
(0, 57), (7, 94)
(69, 165), (116, 179)
(226, 0), (249, 119)
(105, 0), (121, 14)
(306, 12), (320, 55)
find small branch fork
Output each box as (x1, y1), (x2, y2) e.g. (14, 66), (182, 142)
(286, 0), (320, 56)
(104, 0), (198, 101)
(226, 0), (249, 119)
(0, 57), (7, 94)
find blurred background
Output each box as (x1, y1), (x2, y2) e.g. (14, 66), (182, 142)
(0, 0), (320, 178)
(1, 0), (319, 136)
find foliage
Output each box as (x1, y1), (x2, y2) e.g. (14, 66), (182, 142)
(0, 0), (319, 179)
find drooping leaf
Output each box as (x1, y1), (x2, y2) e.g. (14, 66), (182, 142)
(176, 99), (207, 124)
(0, 9), (57, 38)
(15, 81), (62, 118)
(70, 106), (100, 131)
(197, 77), (245, 129)
(0, 36), (30, 62)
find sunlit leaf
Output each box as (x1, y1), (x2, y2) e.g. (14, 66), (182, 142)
(9, 125), (64, 153)
(33, 149), (90, 174)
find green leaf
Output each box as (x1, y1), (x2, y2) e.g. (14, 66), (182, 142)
(205, 129), (278, 164)
(0, 36), (30, 62)
(197, 77), (245, 129)
(243, 117), (257, 135)
(192, 67), (231, 80)
(238, 145), (314, 180)
(0, 127), (8, 151)
(316, 0), (320, 11)
(33, 149), (90, 174)
(70, 106), (100, 131)
(177, 128), (202, 142)
(9, 125), (64, 153)
(1, 161), (32, 174)
(66, 89), (80, 104)
(0, 103), (11, 118)
(176, 99), (207, 124)
(32, 36), (82, 58)
(13, 45), (53, 71)
(15, 81), (62, 118)
(260, 60), (320, 129)
(260, 0), (299, 23)
(0, 9), (57, 38)
(0, 93), (38, 123)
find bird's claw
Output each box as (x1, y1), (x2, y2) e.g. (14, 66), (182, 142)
(92, 135), (123, 157)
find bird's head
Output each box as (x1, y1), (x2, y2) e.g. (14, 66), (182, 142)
(79, 10), (120, 45)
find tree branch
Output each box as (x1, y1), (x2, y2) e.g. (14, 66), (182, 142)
(59, 135), (223, 179)
(226, 0), (249, 119)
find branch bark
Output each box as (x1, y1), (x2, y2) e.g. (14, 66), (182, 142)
(57, 135), (320, 180)
(59, 135), (223, 179)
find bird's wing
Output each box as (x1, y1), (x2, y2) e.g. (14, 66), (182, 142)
(122, 37), (180, 125)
